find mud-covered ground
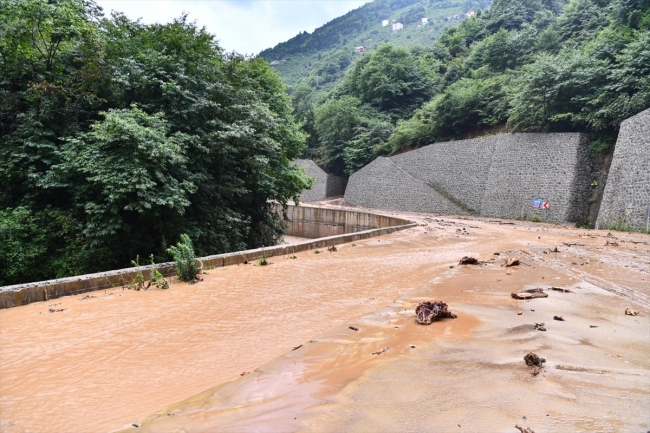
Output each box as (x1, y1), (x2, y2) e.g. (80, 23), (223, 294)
(1, 205), (648, 433)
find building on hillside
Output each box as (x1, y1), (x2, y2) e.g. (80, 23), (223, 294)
(421, 17), (428, 24)
(452, 14), (460, 19)
(382, 19), (389, 26)
(392, 19), (397, 23)
(466, 10), (475, 18)
(270, 60), (280, 66)
(355, 46), (367, 53)
(392, 22), (403, 32)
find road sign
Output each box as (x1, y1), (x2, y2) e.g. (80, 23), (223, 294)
(542, 201), (549, 210)
(532, 199), (542, 209)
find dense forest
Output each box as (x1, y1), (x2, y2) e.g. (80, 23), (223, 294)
(0, 0), (311, 286)
(284, 0), (650, 176)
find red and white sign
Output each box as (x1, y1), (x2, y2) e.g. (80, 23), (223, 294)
(542, 201), (549, 210)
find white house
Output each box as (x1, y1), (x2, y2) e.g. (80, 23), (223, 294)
(382, 19), (389, 27)
(466, 10), (475, 18)
(392, 22), (403, 32)
(422, 17), (428, 24)
(270, 60), (280, 66)
(354, 46), (368, 53)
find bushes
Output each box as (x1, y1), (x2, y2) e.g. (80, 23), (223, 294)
(167, 234), (201, 283)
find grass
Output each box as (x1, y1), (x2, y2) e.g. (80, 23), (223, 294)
(608, 219), (650, 234)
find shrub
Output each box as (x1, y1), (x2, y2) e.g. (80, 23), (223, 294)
(167, 234), (201, 283)
(149, 254), (169, 289)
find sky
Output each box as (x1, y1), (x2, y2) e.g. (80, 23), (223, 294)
(95, 0), (371, 55)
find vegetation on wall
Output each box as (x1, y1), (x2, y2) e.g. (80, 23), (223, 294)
(0, 0), (311, 286)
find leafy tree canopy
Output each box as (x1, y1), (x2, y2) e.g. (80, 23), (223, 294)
(0, 0), (310, 285)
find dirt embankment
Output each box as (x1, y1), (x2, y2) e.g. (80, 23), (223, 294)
(1, 208), (648, 433)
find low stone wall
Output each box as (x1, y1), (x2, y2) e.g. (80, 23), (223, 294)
(292, 159), (347, 202)
(346, 132), (591, 223)
(0, 206), (414, 309)
(596, 108), (650, 231)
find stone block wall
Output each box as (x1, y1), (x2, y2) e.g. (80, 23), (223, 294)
(344, 157), (464, 214)
(480, 133), (591, 222)
(390, 136), (497, 211)
(596, 108), (650, 231)
(345, 133), (592, 223)
(292, 159), (347, 202)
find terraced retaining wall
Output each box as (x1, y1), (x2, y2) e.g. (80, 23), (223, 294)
(596, 108), (650, 232)
(0, 206), (414, 309)
(345, 132), (591, 223)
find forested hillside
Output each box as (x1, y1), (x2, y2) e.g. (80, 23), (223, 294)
(0, 0), (310, 286)
(282, 0), (650, 176)
(260, 0), (490, 90)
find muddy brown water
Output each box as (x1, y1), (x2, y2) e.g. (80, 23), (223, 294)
(1, 208), (649, 433)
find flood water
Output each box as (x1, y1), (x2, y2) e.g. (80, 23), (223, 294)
(1, 210), (648, 433)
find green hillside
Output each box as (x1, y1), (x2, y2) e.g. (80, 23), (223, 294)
(266, 0), (650, 181)
(260, 0), (490, 91)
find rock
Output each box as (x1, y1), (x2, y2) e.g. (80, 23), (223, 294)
(553, 316), (565, 321)
(625, 308), (639, 316)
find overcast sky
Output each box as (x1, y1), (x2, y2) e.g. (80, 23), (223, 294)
(95, 0), (371, 55)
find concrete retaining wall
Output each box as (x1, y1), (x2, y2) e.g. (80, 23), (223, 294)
(0, 206), (414, 309)
(292, 159), (347, 202)
(390, 137), (497, 212)
(596, 108), (650, 231)
(480, 133), (591, 222)
(345, 157), (465, 214)
(345, 133), (591, 223)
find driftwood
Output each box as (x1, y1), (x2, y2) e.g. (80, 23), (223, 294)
(511, 288), (548, 300)
(550, 286), (572, 293)
(515, 426), (535, 433)
(459, 256), (480, 265)
(563, 242), (585, 247)
(505, 257), (520, 267)
(415, 301), (457, 325)
(524, 352), (546, 376)
(534, 322), (546, 331)
(372, 347), (389, 355)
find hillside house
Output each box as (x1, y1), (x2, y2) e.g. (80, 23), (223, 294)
(270, 60), (280, 66)
(392, 22), (403, 32)
(382, 19), (389, 26)
(355, 46), (367, 53)
(421, 17), (428, 24)
(466, 10), (475, 18)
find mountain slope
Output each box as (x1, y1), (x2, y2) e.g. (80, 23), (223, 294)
(260, 0), (490, 90)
